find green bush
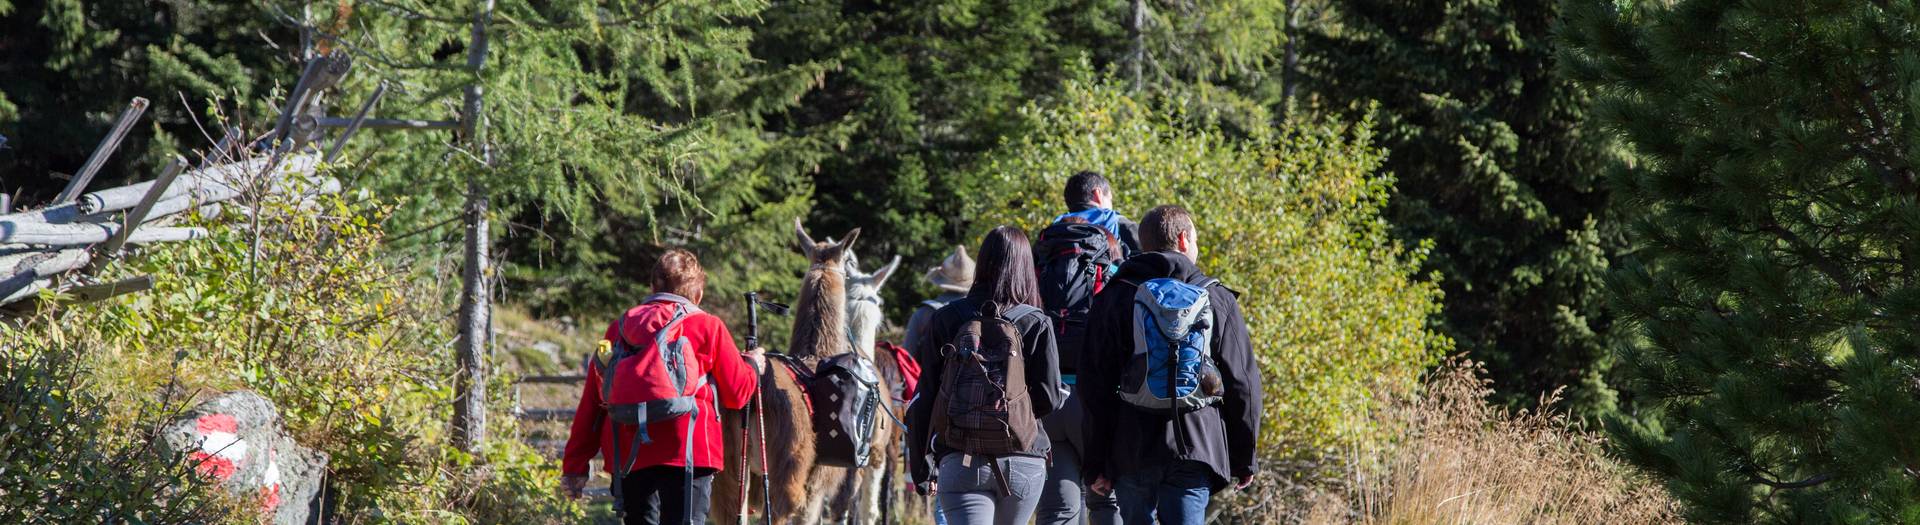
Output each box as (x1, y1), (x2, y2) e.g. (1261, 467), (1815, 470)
(16, 184), (579, 522)
(0, 339), (236, 523)
(964, 79), (1450, 460)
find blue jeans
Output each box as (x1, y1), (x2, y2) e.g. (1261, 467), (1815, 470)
(937, 454), (1048, 525)
(1114, 460), (1212, 525)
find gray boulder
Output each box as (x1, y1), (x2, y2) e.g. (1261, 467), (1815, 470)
(161, 391), (328, 525)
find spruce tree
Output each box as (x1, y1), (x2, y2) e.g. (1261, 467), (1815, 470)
(0, 0), (297, 200)
(335, 0), (831, 320)
(1304, 0), (1622, 414)
(1564, 0), (1920, 521)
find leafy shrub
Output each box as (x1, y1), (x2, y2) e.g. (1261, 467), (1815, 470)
(0, 338), (237, 523)
(15, 183), (579, 522)
(965, 79), (1449, 460)
(1288, 360), (1678, 524)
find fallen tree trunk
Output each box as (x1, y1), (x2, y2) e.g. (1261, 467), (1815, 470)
(0, 222), (208, 246)
(0, 249), (87, 305)
(2, 154), (322, 224)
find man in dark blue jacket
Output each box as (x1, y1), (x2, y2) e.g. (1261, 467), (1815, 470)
(1079, 205), (1263, 525)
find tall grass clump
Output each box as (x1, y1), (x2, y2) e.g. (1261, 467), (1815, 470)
(1296, 360), (1679, 525)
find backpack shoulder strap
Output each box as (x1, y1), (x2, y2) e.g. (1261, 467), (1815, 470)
(654, 304), (695, 347)
(1001, 304), (1043, 323)
(598, 315), (629, 400)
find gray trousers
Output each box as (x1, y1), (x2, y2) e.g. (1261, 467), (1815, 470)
(1037, 439), (1122, 525)
(1036, 389), (1121, 525)
(937, 454), (1047, 525)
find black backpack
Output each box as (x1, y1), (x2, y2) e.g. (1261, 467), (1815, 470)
(1034, 222), (1120, 372)
(809, 353), (884, 468)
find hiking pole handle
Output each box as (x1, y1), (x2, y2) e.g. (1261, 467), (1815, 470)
(745, 292), (761, 351)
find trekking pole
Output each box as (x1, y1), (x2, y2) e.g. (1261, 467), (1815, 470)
(756, 387), (772, 525)
(747, 292), (781, 525)
(739, 292), (759, 524)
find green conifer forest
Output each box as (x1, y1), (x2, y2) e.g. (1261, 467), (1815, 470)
(2, 0), (1914, 522)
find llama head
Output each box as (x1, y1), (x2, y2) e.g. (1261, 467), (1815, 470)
(843, 251), (901, 304)
(795, 217), (860, 271)
(843, 250), (901, 359)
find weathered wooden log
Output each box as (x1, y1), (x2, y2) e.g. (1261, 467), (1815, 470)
(0, 250), (70, 276)
(514, 408), (574, 422)
(316, 117), (457, 130)
(55, 98), (149, 203)
(98, 156), (189, 258)
(56, 275), (155, 305)
(74, 154), (321, 216)
(126, 175), (340, 226)
(0, 278), (51, 307)
(0, 249), (87, 305)
(5, 154), (322, 225)
(5, 202), (84, 224)
(515, 374), (586, 385)
(326, 82), (389, 163)
(0, 221), (207, 246)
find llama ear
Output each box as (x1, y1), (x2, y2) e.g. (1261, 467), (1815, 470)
(795, 218), (818, 258)
(839, 228), (861, 251)
(872, 255), (902, 288)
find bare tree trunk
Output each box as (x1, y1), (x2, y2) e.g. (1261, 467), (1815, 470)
(451, 0), (496, 455)
(1129, 0), (1146, 93)
(452, 177), (491, 453)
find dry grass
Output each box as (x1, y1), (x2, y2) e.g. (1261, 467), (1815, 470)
(1296, 359), (1680, 525)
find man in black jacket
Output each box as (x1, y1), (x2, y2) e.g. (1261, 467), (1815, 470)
(1079, 205), (1263, 525)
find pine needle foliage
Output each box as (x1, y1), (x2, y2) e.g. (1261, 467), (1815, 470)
(1303, 0), (1625, 416)
(331, 0), (832, 324)
(1563, 0), (1920, 521)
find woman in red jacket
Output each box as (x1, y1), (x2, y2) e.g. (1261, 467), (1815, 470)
(560, 249), (766, 525)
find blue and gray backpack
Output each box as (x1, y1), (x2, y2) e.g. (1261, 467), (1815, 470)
(1116, 278), (1224, 411)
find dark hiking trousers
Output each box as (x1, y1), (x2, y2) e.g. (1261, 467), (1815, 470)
(1037, 384), (1121, 525)
(621, 466), (715, 525)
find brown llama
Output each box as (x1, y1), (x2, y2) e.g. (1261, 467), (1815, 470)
(713, 219), (860, 525)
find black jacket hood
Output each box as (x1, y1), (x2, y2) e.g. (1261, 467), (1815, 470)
(1114, 251), (1209, 285)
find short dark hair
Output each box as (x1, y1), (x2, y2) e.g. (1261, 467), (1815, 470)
(651, 249), (707, 298)
(1140, 205), (1195, 253)
(968, 226), (1043, 308)
(1064, 171), (1111, 207)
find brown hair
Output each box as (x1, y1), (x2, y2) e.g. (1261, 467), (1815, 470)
(969, 226), (1044, 308)
(651, 249), (707, 299)
(1141, 205), (1195, 253)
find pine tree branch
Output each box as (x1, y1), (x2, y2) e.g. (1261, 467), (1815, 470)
(1746, 472), (1832, 490)
(1835, 81), (1918, 194)
(1758, 222), (1879, 300)
(360, 0), (466, 24)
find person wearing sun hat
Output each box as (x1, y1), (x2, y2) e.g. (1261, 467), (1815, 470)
(902, 245), (975, 525)
(905, 245), (974, 360)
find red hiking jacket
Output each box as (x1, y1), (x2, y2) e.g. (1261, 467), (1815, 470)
(561, 296), (759, 476)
